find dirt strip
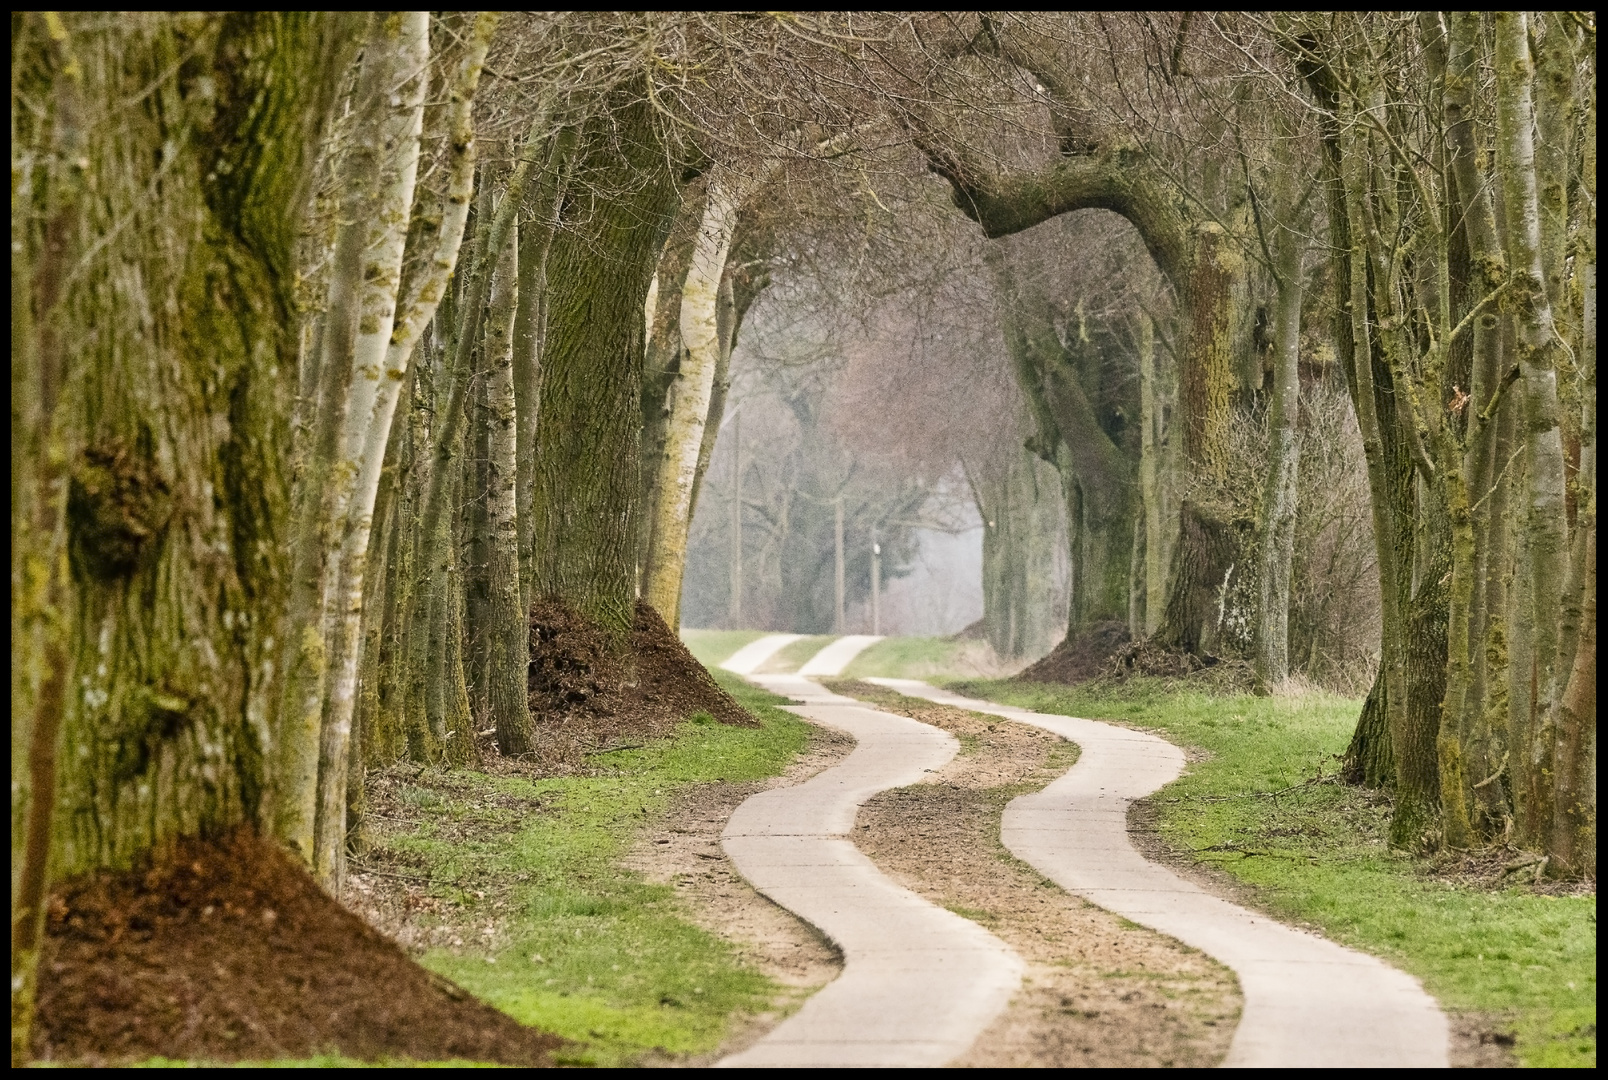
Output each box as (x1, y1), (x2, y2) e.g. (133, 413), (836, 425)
(827, 679), (1240, 1067)
(621, 722), (852, 1064)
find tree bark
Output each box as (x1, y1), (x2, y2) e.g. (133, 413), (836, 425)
(10, 27), (353, 1058)
(466, 216), (532, 756)
(1253, 206), (1304, 688)
(530, 90), (684, 642)
(1494, 12), (1572, 849)
(1137, 312), (1172, 634)
(643, 169), (761, 628)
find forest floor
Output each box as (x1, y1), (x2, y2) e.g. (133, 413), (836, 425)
(344, 672), (819, 1066)
(957, 675), (1597, 1068)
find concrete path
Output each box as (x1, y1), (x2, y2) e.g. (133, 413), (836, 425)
(717, 673), (1023, 1067)
(797, 634), (883, 677)
(719, 633), (804, 675)
(869, 678), (1450, 1068)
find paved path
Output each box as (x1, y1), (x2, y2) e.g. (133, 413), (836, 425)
(717, 673), (1023, 1067)
(797, 634), (883, 676)
(870, 678), (1450, 1068)
(720, 633), (804, 675)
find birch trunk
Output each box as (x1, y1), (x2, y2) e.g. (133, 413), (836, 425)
(303, 10), (430, 887)
(302, 13), (494, 884)
(643, 170), (756, 627)
(467, 221), (532, 755)
(276, 12), (392, 861)
(1494, 12), (1572, 848)
(1253, 204), (1304, 689)
(402, 104), (546, 753)
(1137, 313), (1170, 634)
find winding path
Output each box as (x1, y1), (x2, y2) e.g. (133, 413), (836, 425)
(870, 678), (1450, 1068)
(716, 671), (1023, 1067)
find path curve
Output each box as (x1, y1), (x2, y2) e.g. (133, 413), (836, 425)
(870, 679), (1450, 1068)
(717, 673), (1023, 1067)
(797, 634), (883, 676)
(719, 633), (804, 675)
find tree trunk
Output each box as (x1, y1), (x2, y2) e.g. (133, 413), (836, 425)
(302, 10), (432, 887)
(1549, 89), (1595, 874)
(531, 90), (683, 642)
(1137, 312), (1172, 634)
(1342, 671), (1396, 787)
(643, 170), (759, 628)
(1307, 64), (1441, 842)
(10, 22), (352, 1060)
(512, 128), (575, 616)
(466, 218), (533, 756)
(1253, 210), (1304, 689)
(276, 12), (391, 861)
(638, 181), (705, 584)
(1443, 11), (1513, 838)
(1152, 221), (1246, 653)
(1494, 12), (1572, 849)
(11, 17), (81, 1055)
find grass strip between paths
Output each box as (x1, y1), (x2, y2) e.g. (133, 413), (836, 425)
(955, 677), (1596, 1069)
(371, 672), (812, 1066)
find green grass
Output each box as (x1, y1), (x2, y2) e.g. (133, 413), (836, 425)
(842, 635), (965, 678)
(678, 629), (769, 669)
(380, 673), (814, 1066)
(958, 677), (1597, 1068)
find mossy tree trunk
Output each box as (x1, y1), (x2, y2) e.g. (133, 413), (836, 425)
(1493, 12), (1574, 852)
(989, 247), (1139, 637)
(530, 92), (684, 643)
(1301, 52), (1441, 841)
(971, 445), (1066, 660)
(1549, 53), (1594, 877)
(9, 11), (355, 1057)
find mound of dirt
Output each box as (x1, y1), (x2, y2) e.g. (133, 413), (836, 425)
(1018, 620), (1133, 685)
(952, 617), (988, 641)
(32, 829), (563, 1066)
(523, 599), (754, 763)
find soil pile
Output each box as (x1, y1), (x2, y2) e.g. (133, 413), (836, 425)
(32, 830), (564, 1066)
(1018, 620), (1133, 685)
(524, 599), (754, 764)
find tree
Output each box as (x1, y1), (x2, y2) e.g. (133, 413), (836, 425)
(10, 11), (358, 1057)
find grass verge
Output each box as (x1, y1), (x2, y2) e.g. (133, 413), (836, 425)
(843, 636), (963, 678)
(363, 673), (813, 1066)
(955, 677), (1596, 1068)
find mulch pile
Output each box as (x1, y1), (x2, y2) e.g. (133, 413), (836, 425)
(522, 599), (754, 766)
(1017, 621), (1260, 692)
(32, 829), (564, 1066)
(1018, 620), (1134, 685)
